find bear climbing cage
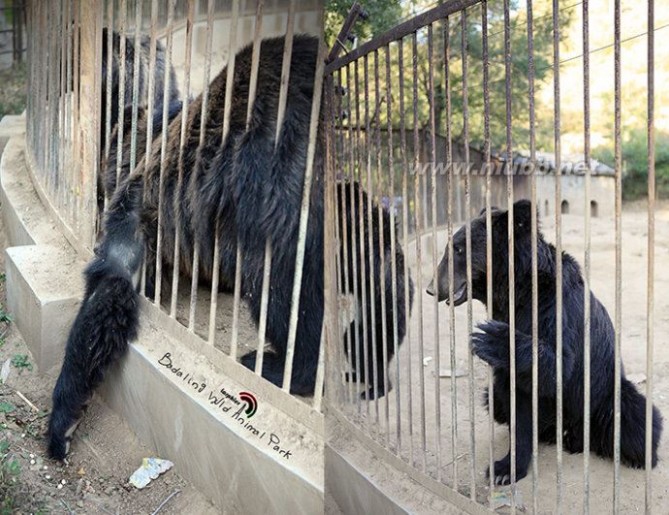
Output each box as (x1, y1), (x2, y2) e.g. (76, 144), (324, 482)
(24, 0), (326, 442)
(323, 0), (663, 513)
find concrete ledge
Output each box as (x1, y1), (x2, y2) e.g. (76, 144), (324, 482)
(102, 319), (323, 513)
(326, 413), (487, 515)
(4, 245), (84, 371)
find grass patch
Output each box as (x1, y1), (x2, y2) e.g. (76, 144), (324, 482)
(0, 439), (20, 514)
(10, 354), (31, 373)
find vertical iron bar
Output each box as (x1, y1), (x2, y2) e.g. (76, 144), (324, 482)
(281, 37), (327, 392)
(385, 43), (402, 454)
(427, 22), (442, 481)
(552, 0), (564, 509)
(527, 0), (540, 512)
(645, 0), (656, 512)
(345, 62), (360, 406)
(128, 0), (143, 177)
(503, 0), (517, 508)
(154, 0), (176, 309)
(411, 30), (427, 473)
(443, 15), (458, 488)
(115, 0), (127, 189)
(613, 0), (622, 510)
(189, 0), (216, 332)
(397, 37), (414, 465)
(226, 0), (244, 360)
(140, 0), (159, 297)
(582, 1), (592, 513)
(256, 0), (294, 375)
(169, 0), (195, 318)
(373, 48), (391, 445)
(481, 1), (495, 501)
(460, 8), (476, 498)
(338, 66), (353, 404)
(363, 52), (378, 421)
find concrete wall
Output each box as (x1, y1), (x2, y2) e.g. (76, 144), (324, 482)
(537, 174), (615, 219)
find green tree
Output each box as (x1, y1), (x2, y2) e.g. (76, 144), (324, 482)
(325, 1), (575, 152)
(593, 129), (669, 200)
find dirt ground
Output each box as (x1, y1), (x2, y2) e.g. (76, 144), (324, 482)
(340, 201), (669, 513)
(0, 208), (218, 514)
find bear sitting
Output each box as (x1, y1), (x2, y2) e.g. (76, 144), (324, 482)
(427, 200), (663, 484)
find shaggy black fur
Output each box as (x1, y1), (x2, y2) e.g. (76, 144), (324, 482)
(48, 35), (413, 459)
(100, 27), (180, 155)
(428, 200), (663, 484)
(338, 181), (414, 399)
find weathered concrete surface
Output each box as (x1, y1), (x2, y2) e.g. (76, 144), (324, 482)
(326, 416), (486, 515)
(4, 245), (84, 370)
(102, 313), (324, 513)
(1, 119), (84, 371)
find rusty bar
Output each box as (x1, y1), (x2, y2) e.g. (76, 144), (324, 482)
(411, 30), (427, 473)
(333, 69), (348, 405)
(326, 0), (362, 63)
(398, 38), (414, 462)
(58, 0), (67, 221)
(338, 66), (353, 404)
(227, 0), (244, 359)
(385, 42), (402, 453)
(443, 14), (458, 488)
(281, 37), (327, 393)
(189, 0), (216, 332)
(324, 73), (344, 407)
(582, 0), (592, 513)
(79, 0), (102, 250)
(503, 0), (517, 507)
(154, 0), (176, 309)
(260, 0), (294, 378)
(326, 0), (482, 74)
(526, 0), (540, 510)
(427, 22), (442, 481)
(645, 0), (656, 510)
(169, 0), (196, 318)
(346, 64), (361, 406)
(128, 0), (143, 176)
(217, 0), (263, 350)
(345, 62), (360, 406)
(373, 48), (391, 445)
(481, 1), (495, 500)
(103, 0), (114, 205)
(613, 0), (623, 508)
(552, 0), (564, 510)
(115, 0), (127, 189)
(363, 52), (377, 421)
(140, 0), (159, 297)
(460, 8), (476, 498)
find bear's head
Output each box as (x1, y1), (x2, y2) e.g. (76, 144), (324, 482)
(426, 199), (535, 305)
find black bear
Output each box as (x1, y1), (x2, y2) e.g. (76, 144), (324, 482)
(47, 35), (412, 459)
(100, 27), (180, 159)
(338, 181), (414, 400)
(427, 200), (663, 484)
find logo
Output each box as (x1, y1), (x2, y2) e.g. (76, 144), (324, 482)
(239, 392), (258, 418)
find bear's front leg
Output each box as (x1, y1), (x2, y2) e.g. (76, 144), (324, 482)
(472, 320), (535, 372)
(488, 392), (533, 485)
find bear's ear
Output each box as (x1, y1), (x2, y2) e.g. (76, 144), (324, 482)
(513, 199), (535, 233)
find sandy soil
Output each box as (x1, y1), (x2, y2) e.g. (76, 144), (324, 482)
(0, 207), (218, 514)
(338, 202), (669, 513)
